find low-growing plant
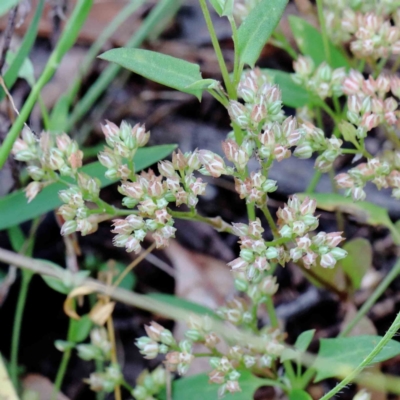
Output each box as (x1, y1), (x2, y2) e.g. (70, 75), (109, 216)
(2, 0), (400, 399)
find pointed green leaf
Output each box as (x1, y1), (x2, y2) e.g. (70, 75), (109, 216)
(70, 315), (92, 343)
(99, 48), (203, 99)
(238, 0), (288, 67)
(0, 0), (19, 17)
(288, 16), (349, 69)
(314, 335), (400, 381)
(338, 238), (372, 290)
(208, 0), (223, 15)
(7, 226), (25, 252)
(262, 69), (311, 108)
(295, 329), (315, 352)
(0, 144), (176, 231)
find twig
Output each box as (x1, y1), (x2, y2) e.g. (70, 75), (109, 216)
(0, 5), (19, 73)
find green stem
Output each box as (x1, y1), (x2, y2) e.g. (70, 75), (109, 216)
(320, 311), (400, 400)
(340, 258), (400, 337)
(261, 205), (279, 238)
(315, 0), (331, 65)
(298, 367), (315, 389)
(10, 269), (33, 388)
(228, 16), (241, 88)
(0, 0), (93, 169)
(198, 0), (236, 99)
(306, 170), (322, 193)
(265, 296), (278, 328)
(168, 209), (234, 234)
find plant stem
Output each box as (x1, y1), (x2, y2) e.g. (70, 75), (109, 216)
(51, 318), (75, 400)
(340, 258), (400, 337)
(306, 170), (322, 193)
(198, 0), (236, 99)
(228, 16), (241, 88)
(261, 205), (279, 238)
(0, 0), (93, 169)
(265, 296), (278, 328)
(315, 0), (331, 66)
(320, 311), (400, 400)
(10, 269), (33, 388)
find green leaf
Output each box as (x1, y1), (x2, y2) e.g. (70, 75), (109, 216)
(6, 52), (35, 87)
(100, 261), (136, 291)
(0, 144), (176, 231)
(165, 370), (267, 400)
(147, 293), (220, 319)
(295, 329), (315, 352)
(70, 315), (92, 343)
(314, 335), (400, 381)
(7, 226), (25, 252)
(296, 193), (400, 245)
(0, 0), (19, 17)
(0, 0), (45, 100)
(208, 0), (223, 15)
(185, 79), (220, 91)
(238, 0), (288, 67)
(288, 16), (349, 69)
(289, 389), (312, 400)
(48, 94), (70, 133)
(338, 239), (372, 290)
(99, 48), (203, 99)
(261, 69), (310, 108)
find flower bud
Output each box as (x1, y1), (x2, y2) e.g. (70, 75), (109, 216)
(61, 220), (77, 236)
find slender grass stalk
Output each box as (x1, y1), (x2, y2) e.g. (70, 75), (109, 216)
(9, 218), (41, 387)
(67, 0), (179, 131)
(51, 318), (74, 400)
(315, 0), (331, 66)
(340, 258), (400, 337)
(66, 0), (147, 108)
(320, 311), (400, 400)
(0, 0), (93, 169)
(10, 270), (33, 388)
(198, 0), (236, 100)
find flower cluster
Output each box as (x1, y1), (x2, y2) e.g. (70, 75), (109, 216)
(76, 327), (112, 361)
(294, 122), (343, 172)
(336, 155), (400, 200)
(323, 0), (400, 56)
(85, 364), (123, 393)
(98, 120), (149, 180)
(292, 56), (345, 100)
(12, 129), (83, 202)
(343, 70), (400, 137)
(229, 68), (285, 134)
(131, 367), (167, 400)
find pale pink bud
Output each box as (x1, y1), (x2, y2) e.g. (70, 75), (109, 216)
(325, 232), (344, 247)
(160, 225), (176, 239)
(300, 197), (316, 215)
(335, 173), (354, 188)
(228, 101), (248, 128)
(190, 178), (206, 196)
(49, 148), (65, 170)
(186, 151), (201, 170)
(76, 219), (93, 236)
(251, 104), (266, 123)
(348, 95), (362, 113)
(25, 181), (42, 203)
(68, 150), (83, 169)
(343, 71), (363, 95)
(198, 150), (227, 178)
(232, 223), (248, 236)
(361, 113), (380, 131)
(155, 209), (170, 224)
(320, 252), (336, 268)
(248, 218), (264, 238)
(209, 370), (225, 384)
(122, 182), (144, 199)
(254, 256), (269, 271)
(351, 186), (366, 201)
(273, 145), (290, 162)
(227, 257), (248, 271)
(226, 381), (241, 394)
(363, 76), (376, 96)
(296, 235), (311, 249)
(101, 120), (120, 147)
(133, 123), (150, 147)
(12, 138), (29, 154)
(145, 321), (165, 341)
(126, 214), (145, 229)
(61, 220), (77, 236)
(148, 180), (164, 198)
(303, 251), (317, 268)
(111, 219), (132, 234)
(153, 232), (168, 248)
(390, 76), (400, 97)
(376, 74), (391, 94)
(166, 176), (180, 192)
(138, 199), (157, 215)
(293, 56), (314, 76)
(387, 170), (400, 187)
(222, 139), (239, 162)
(158, 161), (176, 178)
(175, 190), (188, 206)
